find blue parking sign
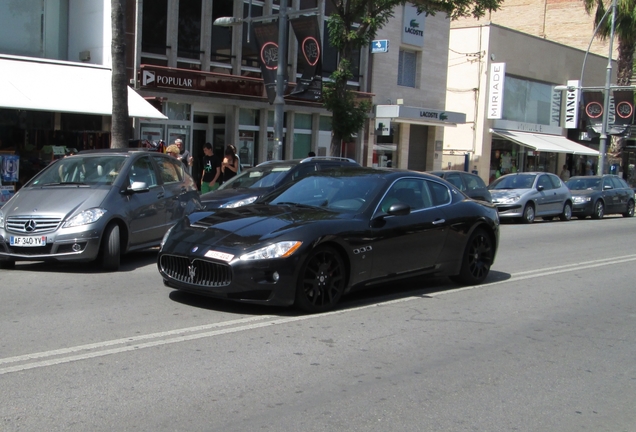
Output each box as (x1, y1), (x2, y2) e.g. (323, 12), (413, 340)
(371, 40), (389, 54)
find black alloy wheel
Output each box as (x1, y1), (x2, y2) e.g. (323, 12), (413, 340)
(295, 246), (346, 313)
(592, 200), (604, 219)
(623, 200), (635, 217)
(450, 228), (494, 285)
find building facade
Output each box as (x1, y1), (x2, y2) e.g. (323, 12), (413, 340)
(444, 24), (613, 184)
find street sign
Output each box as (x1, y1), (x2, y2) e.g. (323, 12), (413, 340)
(371, 39), (389, 54)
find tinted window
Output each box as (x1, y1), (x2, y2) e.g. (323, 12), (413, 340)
(602, 177), (613, 189)
(610, 177), (625, 189)
(464, 174), (486, 191)
(548, 174), (562, 189)
(489, 174), (536, 190)
(380, 179), (432, 212)
(429, 181), (451, 206)
(444, 173), (464, 190)
(129, 156), (157, 187)
(292, 163), (317, 181)
(219, 165), (293, 189)
(30, 155), (126, 186)
(537, 175), (554, 190)
(153, 156), (182, 184)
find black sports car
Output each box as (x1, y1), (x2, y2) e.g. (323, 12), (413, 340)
(158, 167), (500, 313)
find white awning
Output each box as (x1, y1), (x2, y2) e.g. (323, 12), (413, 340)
(491, 129), (599, 156)
(0, 55), (167, 119)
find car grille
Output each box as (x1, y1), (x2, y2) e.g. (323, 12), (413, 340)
(6, 216), (62, 234)
(159, 254), (232, 287)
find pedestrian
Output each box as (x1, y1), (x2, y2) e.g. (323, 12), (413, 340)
(201, 142), (221, 193)
(165, 144), (180, 158)
(228, 144), (241, 173)
(221, 145), (239, 183)
(560, 164), (570, 181)
(174, 138), (193, 167)
(308, 151), (316, 157)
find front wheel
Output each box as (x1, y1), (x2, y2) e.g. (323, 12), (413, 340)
(592, 200), (604, 219)
(559, 202), (572, 221)
(99, 223), (121, 272)
(295, 246), (346, 313)
(450, 228), (494, 285)
(521, 203), (535, 224)
(623, 200), (635, 217)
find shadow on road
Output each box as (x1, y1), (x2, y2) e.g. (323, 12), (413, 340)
(166, 270), (512, 317)
(7, 248), (159, 274)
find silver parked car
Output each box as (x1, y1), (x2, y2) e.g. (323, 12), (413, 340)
(0, 149), (201, 271)
(488, 172), (572, 223)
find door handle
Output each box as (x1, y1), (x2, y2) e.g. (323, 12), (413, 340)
(432, 219), (446, 225)
(157, 192), (164, 199)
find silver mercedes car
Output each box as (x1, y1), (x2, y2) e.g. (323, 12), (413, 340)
(0, 149), (201, 271)
(488, 172), (573, 223)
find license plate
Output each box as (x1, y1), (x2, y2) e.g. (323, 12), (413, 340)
(10, 236), (47, 247)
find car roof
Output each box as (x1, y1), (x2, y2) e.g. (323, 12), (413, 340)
(77, 148), (164, 156)
(429, 170), (479, 176)
(256, 156), (358, 167)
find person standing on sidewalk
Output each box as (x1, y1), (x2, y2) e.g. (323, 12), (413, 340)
(200, 142), (221, 193)
(174, 138), (193, 168)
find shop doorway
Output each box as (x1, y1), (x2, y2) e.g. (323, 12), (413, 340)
(192, 129), (207, 190)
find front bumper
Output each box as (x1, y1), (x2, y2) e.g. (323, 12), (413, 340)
(572, 202), (593, 216)
(0, 226), (102, 263)
(158, 252), (300, 307)
(492, 203), (523, 218)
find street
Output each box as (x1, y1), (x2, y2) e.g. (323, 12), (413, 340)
(1, 217), (636, 431)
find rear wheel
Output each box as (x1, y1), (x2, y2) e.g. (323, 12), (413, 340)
(295, 246), (346, 313)
(521, 203), (535, 224)
(623, 200), (635, 217)
(592, 200), (604, 219)
(559, 202), (572, 221)
(450, 228), (494, 285)
(99, 223), (121, 272)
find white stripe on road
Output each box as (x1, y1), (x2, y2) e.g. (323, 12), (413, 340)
(3, 254), (636, 375)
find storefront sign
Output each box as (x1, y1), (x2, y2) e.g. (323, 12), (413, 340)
(402, 3), (425, 47)
(375, 118), (390, 136)
(487, 63), (505, 119)
(139, 65), (264, 99)
(375, 105), (466, 125)
(564, 80), (580, 129)
(1, 155), (19, 183)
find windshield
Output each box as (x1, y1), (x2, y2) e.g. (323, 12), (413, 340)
(566, 177), (601, 191)
(29, 155), (127, 187)
(218, 164), (293, 190)
(489, 174), (536, 190)
(266, 172), (385, 213)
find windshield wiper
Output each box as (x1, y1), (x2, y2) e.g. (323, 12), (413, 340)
(276, 201), (333, 211)
(41, 182), (88, 186)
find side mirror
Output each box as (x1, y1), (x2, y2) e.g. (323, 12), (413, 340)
(537, 185), (544, 192)
(603, 185), (613, 190)
(387, 202), (411, 216)
(124, 181), (150, 194)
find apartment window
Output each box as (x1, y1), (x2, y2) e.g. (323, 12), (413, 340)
(141, 0), (168, 56)
(241, 1), (264, 74)
(398, 50), (416, 88)
(177, 0), (203, 60)
(211, 1), (234, 65)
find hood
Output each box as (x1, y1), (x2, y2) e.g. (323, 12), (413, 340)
(569, 189), (598, 197)
(1, 186), (110, 219)
(164, 204), (347, 255)
(490, 188), (532, 199)
(200, 187), (273, 209)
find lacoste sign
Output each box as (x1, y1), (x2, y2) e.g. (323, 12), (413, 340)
(402, 4), (425, 47)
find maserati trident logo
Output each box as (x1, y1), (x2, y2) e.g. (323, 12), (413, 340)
(188, 264), (196, 281)
(24, 220), (37, 232)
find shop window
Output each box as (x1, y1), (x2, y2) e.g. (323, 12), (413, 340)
(141, 0), (168, 55)
(293, 133), (311, 159)
(166, 102), (191, 121)
(294, 113), (312, 130)
(239, 109), (259, 126)
(319, 116), (332, 131)
(299, 0), (318, 8)
(503, 75), (561, 126)
(238, 130), (258, 167)
(398, 50), (417, 88)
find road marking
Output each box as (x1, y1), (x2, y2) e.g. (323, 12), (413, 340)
(3, 253), (636, 375)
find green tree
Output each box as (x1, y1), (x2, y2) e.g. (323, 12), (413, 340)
(323, 0), (504, 157)
(584, 0), (636, 86)
(111, 0), (129, 148)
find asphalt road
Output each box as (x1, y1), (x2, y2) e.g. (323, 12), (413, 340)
(1, 216), (636, 431)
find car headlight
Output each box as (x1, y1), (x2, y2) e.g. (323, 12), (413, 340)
(160, 224), (176, 251)
(240, 241), (302, 260)
(496, 195), (521, 204)
(0, 210), (4, 226)
(62, 208), (107, 228)
(220, 196), (258, 208)
(572, 196), (591, 204)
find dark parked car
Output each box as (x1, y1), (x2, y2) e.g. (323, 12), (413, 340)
(429, 170), (492, 202)
(0, 149), (201, 271)
(158, 167), (500, 313)
(199, 156), (359, 209)
(488, 172), (572, 223)
(566, 175), (635, 219)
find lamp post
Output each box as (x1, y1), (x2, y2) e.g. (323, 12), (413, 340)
(597, 0), (617, 175)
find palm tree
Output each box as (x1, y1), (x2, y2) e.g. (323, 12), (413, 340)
(584, 0), (636, 86)
(111, 0), (129, 148)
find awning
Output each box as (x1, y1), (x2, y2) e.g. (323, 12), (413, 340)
(491, 129), (599, 156)
(0, 55), (167, 119)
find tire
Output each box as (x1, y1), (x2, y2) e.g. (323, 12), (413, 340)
(559, 202), (572, 221)
(100, 224), (121, 272)
(592, 200), (604, 219)
(0, 260), (15, 270)
(521, 203), (535, 224)
(450, 228), (494, 285)
(295, 246), (346, 313)
(623, 200), (635, 217)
